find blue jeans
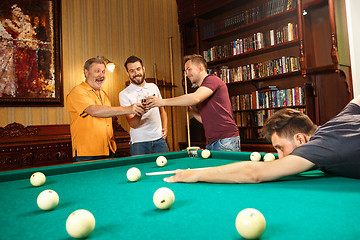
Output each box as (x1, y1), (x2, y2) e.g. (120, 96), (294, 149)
(206, 135), (241, 151)
(130, 138), (169, 156)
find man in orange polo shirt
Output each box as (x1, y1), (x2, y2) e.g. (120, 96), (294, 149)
(67, 58), (145, 162)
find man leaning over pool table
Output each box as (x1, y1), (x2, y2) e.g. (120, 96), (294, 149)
(164, 95), (360, 183)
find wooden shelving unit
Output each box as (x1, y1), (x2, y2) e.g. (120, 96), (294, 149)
(176, 0), (353, 151)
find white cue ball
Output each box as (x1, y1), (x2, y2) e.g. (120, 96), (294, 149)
(30, 172), (46, 187)
(156, 156), (167, 167)
(126, 167), (141, 182)
(37, 189), (59, 211)
(66, 209), (95, 239)
(153, 187), (175, 210)
(201, 149), (211, 159)
(250, 152), (262, 161)
(263, 153), (276, 162)
(235, 208), (266, 239)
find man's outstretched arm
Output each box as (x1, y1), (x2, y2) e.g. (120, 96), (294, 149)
(164, 155), (315, 184)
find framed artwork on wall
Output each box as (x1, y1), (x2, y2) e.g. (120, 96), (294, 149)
(0, 0), (63, 106)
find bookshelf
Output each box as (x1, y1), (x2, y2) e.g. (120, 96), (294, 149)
(176, 0), (353, 151)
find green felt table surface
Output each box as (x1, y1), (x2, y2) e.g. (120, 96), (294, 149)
(1, 150), (360, 240)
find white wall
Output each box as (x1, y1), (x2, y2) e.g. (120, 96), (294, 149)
(345, 0), (360, 96)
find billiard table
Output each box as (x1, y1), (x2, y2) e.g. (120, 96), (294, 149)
(1, 150), (360, 239)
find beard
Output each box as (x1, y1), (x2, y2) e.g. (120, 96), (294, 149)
(130, 72), (146, 85)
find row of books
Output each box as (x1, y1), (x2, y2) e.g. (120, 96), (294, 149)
(239, 127), (260, 140)
(240, 128), (262, 140)
(203, 22), (298, 62)
(202, 0), (297, 38)
(235, 107), (306, 128)
(235, 108), (307, 141)
(230, 86), (306, 111)
(234, 110), (274, 127)
(209, 56), (300, 83)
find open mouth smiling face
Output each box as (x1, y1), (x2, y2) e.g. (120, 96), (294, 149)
(92, 77), (105, 90)
(95, 77), (105, 84)
(85, 63), (106, 91)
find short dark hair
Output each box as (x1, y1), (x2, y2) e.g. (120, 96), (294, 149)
(261, 108), (317, 141)
(124, 56), (143, 71)
(184, 54), (207, 70)
(84, 58), (105, 71)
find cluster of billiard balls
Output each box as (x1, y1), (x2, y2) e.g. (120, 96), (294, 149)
(250, 152), (276, 162)
(30, 150), (269, 239)
(126, 155), (176, 210)
(125, 152), (212, 209)
(126, 151), (267, 239)
(30, 172), (95, 238)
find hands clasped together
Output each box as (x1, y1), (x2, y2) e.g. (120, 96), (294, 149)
(130, 96), (164, 116)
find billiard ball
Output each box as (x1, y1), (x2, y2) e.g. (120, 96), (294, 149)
(263, 153), (276, 162)
(250, 152), (262, 161)
(37, 189), (59, 211)
(201, 149), (211, 159)
(126, 167), (141, 182)
(66, 209), (95, 239)
(153, 187), (175, 210)
(235, 208), (266, 239)
(30, 172), (46, 187)
(156, 156), (167, 167)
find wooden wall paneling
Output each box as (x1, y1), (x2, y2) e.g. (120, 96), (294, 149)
(1, 0), (186, 154)
(176, 0), (196, 24)
(0, 123), (72, 170)
(297, 0), (306, 76)
(328, 0), (339, 67)
(310, 70), (352, 124)
(0, 118), (131, 170)
(303, 1), (327, 68)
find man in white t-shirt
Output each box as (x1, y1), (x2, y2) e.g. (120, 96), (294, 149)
(119, 56), (169, 155)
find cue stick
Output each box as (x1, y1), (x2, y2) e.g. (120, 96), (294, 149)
(153, 63), (158, 85)
(169, 36), (177, 151)
(184, 70), (191, 148)
(145, 167), (210, 176)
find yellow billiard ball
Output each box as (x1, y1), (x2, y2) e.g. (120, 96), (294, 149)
(66, 209), (95, 239)
(37, 189), (59, 211)
(156, 156), (167, 167)
(263, 153), (276, 162)
(201, 149), (211, 159)
(235, 208), (266, 239)
(153, 187), (175, 210)
(126, 167), (141, 182)
(30, 172), (46, 187)
(250, 152), (262, 161)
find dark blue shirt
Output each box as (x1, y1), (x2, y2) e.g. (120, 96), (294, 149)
(291, 102), (360, 178)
